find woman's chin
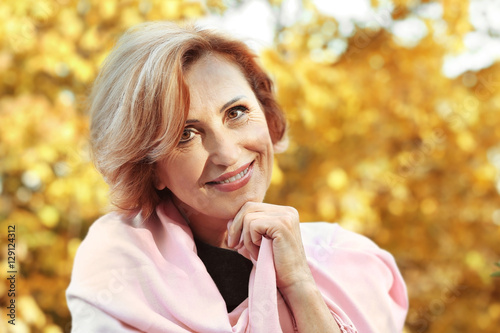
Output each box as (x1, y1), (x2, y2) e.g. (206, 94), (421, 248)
(203, 202), (251, 220)
(208, 207), (242, 220)
(173, 191), (266, 221)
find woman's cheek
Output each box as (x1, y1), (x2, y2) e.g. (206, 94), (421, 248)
(164, 150), (203, 189)
(244, 115), (271, 139)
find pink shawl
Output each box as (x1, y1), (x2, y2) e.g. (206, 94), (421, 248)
(66, 200), (408, 332)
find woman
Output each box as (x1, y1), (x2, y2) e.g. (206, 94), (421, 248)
(66, 21), (408, 332)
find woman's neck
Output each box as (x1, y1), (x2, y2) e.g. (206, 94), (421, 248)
(191, 222), (231, 249)
(172, 197), (231, 249)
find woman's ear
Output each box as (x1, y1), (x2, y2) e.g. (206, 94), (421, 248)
(273, 135), (289, 154)
(153, 166), (167, 191)
(154, 178), (166, 191)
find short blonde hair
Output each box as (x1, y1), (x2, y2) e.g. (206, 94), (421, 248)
(89, 21), (286, 219)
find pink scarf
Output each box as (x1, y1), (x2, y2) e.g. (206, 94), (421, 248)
(152, 200), (299, 332)
(67, 199), (407, 332)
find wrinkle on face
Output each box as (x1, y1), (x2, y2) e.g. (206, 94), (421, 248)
(154, 54), (275, 244)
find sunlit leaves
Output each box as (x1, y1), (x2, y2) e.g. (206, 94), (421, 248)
(262, 1), (500, 332)
(0, 0), (216, 331)
(1, 0), (499, 332)
(492, 262), (500, 278)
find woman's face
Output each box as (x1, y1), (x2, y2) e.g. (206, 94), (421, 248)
(155, 54), (275, 223)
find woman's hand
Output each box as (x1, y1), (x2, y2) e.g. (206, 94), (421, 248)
(227, 202), (341, 333)
(227, 201), (313, 290)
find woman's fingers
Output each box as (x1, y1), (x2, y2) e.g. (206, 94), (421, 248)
(227, 202), (313, 288)
(249, 226), (263, 246)
(228, 201), (259, 247)
(228, 201), (299, 252)
(242, 216), (276, 260)
(243, 226), (260, 259)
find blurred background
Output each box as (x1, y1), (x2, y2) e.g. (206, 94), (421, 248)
(1, 0), (499, 332)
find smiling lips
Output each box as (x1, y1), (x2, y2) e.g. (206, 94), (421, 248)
(207, 161), (254, 192)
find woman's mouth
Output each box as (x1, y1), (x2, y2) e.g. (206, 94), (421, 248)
(206, 161), (254, 192)
(212, 166), (250, 184)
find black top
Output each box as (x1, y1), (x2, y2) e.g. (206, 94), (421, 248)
(194, 238), (253, 312)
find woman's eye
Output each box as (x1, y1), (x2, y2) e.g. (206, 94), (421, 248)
(179, 129), (195, 143)
(227, 106), (248, 120)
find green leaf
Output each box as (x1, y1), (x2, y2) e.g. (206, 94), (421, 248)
(495, 261), (500, 268)
(491, 271), (500, 278)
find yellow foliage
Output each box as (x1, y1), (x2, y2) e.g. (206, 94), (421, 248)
(1, 0), (499, 332)
(271, 159), (284, 185)
(327, 168), (348, 191)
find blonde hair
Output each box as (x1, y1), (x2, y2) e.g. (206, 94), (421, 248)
(89, 21), (286, 219)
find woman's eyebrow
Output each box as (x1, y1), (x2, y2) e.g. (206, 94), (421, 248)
(185, 95), (247, 123)
(219, 95), (246, 113)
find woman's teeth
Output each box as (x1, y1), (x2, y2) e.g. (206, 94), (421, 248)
(214, 166), (250, 184)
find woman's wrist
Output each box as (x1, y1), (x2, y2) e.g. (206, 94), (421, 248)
(279, 278), (320, 304)
(279, 279), (341, 333)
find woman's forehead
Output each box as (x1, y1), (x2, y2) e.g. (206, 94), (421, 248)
(186, 53), (245, 81)
(185, 54), (254, 98)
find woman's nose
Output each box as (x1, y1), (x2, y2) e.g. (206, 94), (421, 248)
(206, 130), (241, 167)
